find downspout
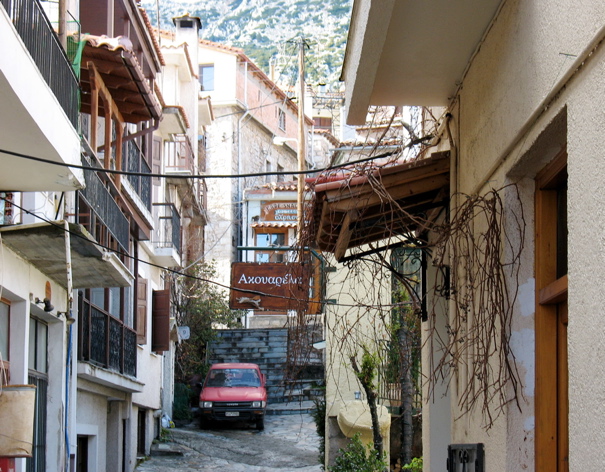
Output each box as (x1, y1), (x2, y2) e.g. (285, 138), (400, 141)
(63, 220), (74, 472)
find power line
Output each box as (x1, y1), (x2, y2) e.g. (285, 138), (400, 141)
(0, 195), (409, 310)
(0, 145), (407, 180)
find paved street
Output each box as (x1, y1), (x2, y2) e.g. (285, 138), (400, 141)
(136, 411), (323, 472)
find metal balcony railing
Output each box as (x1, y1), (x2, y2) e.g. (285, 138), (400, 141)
(164, 135), (195, 175)
(152, 203), (181, 255)
(123, 140), (152, 210)
(79, 158), (129, 251)
(1, 0), (79, 128)
(78, 293), (137, 378)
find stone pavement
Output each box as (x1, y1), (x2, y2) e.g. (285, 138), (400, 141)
(136, 407), (323, 472)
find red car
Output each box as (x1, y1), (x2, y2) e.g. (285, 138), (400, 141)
(199, 363), (268, 430)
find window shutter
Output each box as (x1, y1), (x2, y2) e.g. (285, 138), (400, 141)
(136, 277), (147, 344)
(152, 289), (171, 353)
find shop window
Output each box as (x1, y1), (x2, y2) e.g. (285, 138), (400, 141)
(256, 232), (286, 262)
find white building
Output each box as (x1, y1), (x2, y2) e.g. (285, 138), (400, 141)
(309, 0), (605, 470)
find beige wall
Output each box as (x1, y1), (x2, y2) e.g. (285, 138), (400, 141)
(323, 251), (392, 466)
(423, 0), (605, 469)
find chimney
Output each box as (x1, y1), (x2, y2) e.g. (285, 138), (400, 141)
(173, 13), (201, 68)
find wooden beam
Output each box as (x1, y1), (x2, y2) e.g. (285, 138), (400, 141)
(334, 211), (357, 261)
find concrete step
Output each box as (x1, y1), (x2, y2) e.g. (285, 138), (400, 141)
(266, 400), (316, 416)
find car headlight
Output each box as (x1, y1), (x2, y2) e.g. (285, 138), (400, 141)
(200, 401), (212, 408)
(252, 401), (266, 408)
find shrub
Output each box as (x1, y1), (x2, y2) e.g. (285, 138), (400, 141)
(330, 433), (388, 472)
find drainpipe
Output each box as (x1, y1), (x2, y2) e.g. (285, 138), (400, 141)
(63, 220), (74, 471)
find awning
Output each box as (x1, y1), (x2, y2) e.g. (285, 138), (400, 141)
(309, 151), (450, 261)
(80, 35), (162, 124)
(0, 221), (133, 288)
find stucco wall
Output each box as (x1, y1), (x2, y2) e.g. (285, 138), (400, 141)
(438, 0), (605, 469)
(323, 252), (391, 466)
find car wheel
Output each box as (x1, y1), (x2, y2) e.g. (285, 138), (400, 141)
(199, 417), (210, 429)
(255, 418), (264, 431)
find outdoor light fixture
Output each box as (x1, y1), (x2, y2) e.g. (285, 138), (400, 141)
(35, 297), (54, 312)
(57, 312), (76, 325)
(272, 136), (297, 146)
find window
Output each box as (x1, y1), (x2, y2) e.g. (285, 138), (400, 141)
(0, 300), (9, 383)
(277, 164), (284, 183)
(199, 65), (214, 91)
(278, 109), (286, 131)
(256, 232), (286, 262)
(28, 317), (48, 472)
(29, 318), (48, 374)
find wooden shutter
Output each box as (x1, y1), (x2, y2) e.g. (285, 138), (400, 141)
(152, 289), (171, 353)
(136, 277), (147, 344)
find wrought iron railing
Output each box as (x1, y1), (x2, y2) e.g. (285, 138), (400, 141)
(78, 293), (137, 378)
(1, 0), (79, 128)
(123, 140), (152, 210)
(79, 156), (129, 251)
(152, 203), (181, 255)
(164, 135), (195, 175)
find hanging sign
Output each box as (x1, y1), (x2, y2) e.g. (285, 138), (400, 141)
(230, 262), (310, 310)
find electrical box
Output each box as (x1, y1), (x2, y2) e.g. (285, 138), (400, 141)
(447, 443), (484, 472)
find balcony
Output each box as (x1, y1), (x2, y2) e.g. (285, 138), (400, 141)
(79, 157), (130, 252)
(151, 203), (181, 267)
(164, 135), (196, 177)
(122, 140), (152, 212)
(78, 293), (141, 391)
(0, 0), (84, 191)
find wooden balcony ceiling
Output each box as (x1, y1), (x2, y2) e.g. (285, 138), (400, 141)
(310, 151), (450, 261)
(80, 35), (161, 124)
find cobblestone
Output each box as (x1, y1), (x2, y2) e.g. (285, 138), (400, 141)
(136, 412), (323, 472)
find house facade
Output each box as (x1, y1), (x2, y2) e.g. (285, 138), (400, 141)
(313, 0), (605, 470)
(193, 39), (312, 296)
(0, 1), (206, 471)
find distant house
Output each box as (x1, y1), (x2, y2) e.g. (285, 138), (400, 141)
(309, 0), (605, 471)
(192, 39), (313, 307)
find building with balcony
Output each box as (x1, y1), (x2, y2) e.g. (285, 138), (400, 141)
(0, 1), (202, 471)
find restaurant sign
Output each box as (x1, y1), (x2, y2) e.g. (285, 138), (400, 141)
(230, 262), (309, 310)
(261, 201), (297, 222)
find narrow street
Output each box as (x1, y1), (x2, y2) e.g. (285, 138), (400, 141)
(135, 412), (323, 472)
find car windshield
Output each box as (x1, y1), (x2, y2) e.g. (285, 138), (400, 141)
(205, 368), (261, 387)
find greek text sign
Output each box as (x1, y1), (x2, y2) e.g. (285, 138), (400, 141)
(230, 262), (309, 310)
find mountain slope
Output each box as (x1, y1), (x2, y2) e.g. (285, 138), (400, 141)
(142, 0), (353, 88)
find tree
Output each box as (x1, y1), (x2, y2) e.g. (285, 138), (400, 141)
(170, 262), (243, 384)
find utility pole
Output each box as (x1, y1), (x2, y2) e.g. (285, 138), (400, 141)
(296, 37), (307, 251)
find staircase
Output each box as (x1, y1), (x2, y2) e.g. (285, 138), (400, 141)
(207, 327), (325, 408)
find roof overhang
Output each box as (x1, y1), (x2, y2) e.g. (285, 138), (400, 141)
(0, 221), (133, 288)
(80, 35), (162, 124)
(198, 95), (214, 129)
(310, 152), (450, 261)
(342, 0), (503, 124)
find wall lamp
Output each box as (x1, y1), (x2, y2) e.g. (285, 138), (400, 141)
(35, 297), (54, 312)
(272, 136), (298, 146)
(57, 312), (76, 325)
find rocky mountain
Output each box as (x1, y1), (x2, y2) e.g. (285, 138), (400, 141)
(141, 0), (353, 89)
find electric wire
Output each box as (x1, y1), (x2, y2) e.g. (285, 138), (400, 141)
(0, 145), (404, 180)
(0, 195), (411, 310)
